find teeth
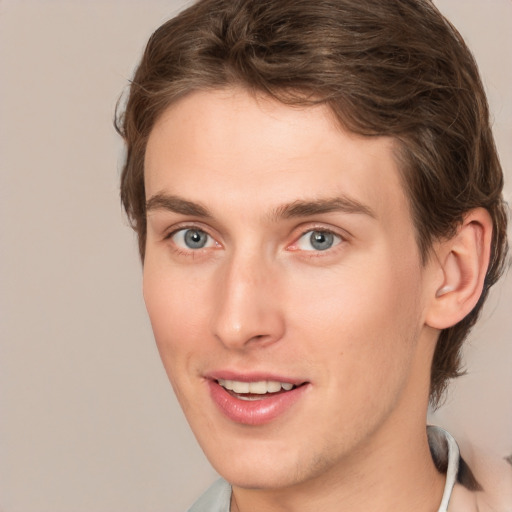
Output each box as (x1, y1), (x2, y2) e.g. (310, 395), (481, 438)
(265, 381), (282, 393)
(217, 379), (296, 394)
(231, 381), (250, 393)
(249, 381), (267, 394)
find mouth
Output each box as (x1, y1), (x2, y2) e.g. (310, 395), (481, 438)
(208, 375), (309, 425)
(217, 379), (300, 401)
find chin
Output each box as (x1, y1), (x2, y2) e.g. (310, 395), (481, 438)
(218, 463), (301, 491)
(198, 432), (325, 491)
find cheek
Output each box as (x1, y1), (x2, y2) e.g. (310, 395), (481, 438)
(350, 268), (423, 390)
(287, 253), (424, 384)
(144, 254), (211, 329)
(142, 261), (212, 380)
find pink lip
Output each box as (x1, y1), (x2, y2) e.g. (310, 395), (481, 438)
(207, 376), (309, 426)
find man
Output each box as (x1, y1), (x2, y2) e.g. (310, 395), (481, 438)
(116, 0), (511, 510)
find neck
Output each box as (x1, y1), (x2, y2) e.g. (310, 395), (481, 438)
(231, 422), (445, 512)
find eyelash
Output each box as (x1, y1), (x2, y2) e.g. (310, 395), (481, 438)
(164, 224), (346, 257)
(290, 228), (343, 254)
(165, 224), (219, 251)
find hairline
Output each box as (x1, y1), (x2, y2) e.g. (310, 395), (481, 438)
(140, 83), (432, 264)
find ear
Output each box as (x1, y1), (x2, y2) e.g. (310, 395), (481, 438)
(425, 208), (493, 330)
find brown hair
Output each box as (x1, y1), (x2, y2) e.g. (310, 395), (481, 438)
(116, 0), (508, 406)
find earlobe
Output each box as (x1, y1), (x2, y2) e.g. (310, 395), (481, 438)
(426, 208), (492, 330)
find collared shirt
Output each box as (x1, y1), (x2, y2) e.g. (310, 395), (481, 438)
(188, 426), (461, 512)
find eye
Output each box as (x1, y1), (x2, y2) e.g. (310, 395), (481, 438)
(295, 230), (342, 251)
(170, 228), (217, 250)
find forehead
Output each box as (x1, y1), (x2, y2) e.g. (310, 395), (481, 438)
(144, 88), (412, 230)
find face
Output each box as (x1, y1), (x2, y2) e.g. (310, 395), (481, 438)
(143, 89), (438, 491)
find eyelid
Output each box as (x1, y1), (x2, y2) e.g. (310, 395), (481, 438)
(162, 222), (347, 254)
(287, 225), (347, 252)
(163, 221), (214, 240)
(164, 223), (222, 251)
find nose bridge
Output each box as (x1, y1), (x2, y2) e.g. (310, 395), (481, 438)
(211, 247), (284, 349)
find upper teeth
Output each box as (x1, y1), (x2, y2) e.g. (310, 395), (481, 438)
(218, 379), (294, 394)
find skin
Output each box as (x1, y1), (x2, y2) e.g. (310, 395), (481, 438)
(142, 88), (451, 511)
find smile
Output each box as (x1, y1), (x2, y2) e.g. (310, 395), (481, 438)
(217, 379), (295, 399)
(208, 377), (309, 425)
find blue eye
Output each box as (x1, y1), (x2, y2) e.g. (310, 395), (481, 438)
(296, 230), (341, 251)
(171, 228), (214, 249)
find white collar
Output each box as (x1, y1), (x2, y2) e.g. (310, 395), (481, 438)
(428, 426), (460, 512)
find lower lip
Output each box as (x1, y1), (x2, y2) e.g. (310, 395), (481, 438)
(208, 380), (308, 426)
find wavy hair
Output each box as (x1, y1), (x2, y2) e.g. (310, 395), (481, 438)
(115, 0), (508, 406)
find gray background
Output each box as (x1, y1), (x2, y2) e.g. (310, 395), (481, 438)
(0, 1), (510, 511)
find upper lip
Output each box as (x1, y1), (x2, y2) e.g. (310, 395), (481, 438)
(205, 370), (308, 386)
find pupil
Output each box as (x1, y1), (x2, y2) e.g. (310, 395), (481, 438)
(310, 231), (333, 251)
(185, 229), (207, 249)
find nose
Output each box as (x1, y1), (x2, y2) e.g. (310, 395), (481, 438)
(211, 252), (285, 350)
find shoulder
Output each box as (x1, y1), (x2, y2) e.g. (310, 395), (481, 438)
(456, 440), (512, 512)
(428, 426), (512, 512)
(472, 452), (512, 512)
(187, 478), (232, 512)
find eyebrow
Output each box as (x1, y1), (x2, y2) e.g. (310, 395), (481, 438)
(271, 196), (376, 220)
(146, 193), (212, 218)
(145, 193), (375, 220)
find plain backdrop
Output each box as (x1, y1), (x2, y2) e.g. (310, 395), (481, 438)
(0, 1), (510, 511)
